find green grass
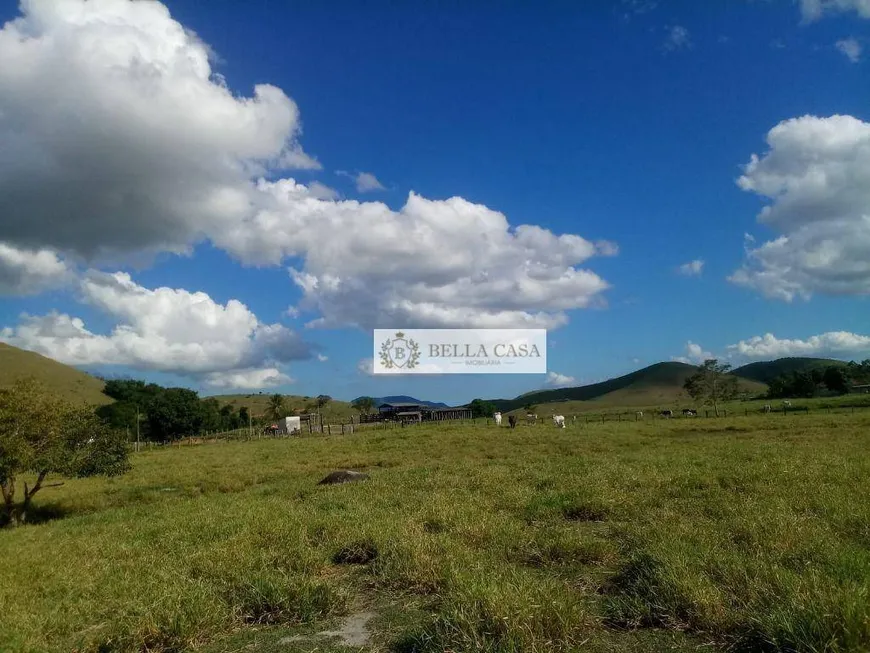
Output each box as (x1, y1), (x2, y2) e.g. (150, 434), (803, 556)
(0, 342), (110, 406)
(509, 389), (870, 419)
(2, 413), (870, 652)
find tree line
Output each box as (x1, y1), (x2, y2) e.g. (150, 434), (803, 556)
(96, 380), (336, 442)
(766, 360), (869, 399)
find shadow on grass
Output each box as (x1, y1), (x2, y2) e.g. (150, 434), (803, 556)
(0, 502), (71, 528)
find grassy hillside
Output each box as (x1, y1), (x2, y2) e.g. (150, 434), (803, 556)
(732, 357), (849, 384)
(207, 393), (357, 422)
(2, 413), (870, 652)
(490, 362), (766, 412)
(0, 342), (110, 406)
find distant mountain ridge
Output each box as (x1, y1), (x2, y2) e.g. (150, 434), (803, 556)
(356, 394), (451, 408)
(484, 362), (715, 412)
(485, 357), (855, 412)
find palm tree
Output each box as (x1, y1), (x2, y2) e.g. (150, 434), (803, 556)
(267, 394), (286, 420)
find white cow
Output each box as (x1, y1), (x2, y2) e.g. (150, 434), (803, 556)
(552, 415), (566, 428)
(494, 412), (502, 426)
(783, 400), (792, 408)
(763, 404), (771, 413)
(636, 411), (643, 418)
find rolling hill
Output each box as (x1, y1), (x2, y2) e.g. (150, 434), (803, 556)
(0, 342), (111, 405)
(205, 393), (358, 421)
(487, 361), (767, 413)
(731, 357), (849, 385)
(358, 395), (450, 408)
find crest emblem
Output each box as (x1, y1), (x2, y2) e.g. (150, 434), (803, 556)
(380, 331), (420, 369)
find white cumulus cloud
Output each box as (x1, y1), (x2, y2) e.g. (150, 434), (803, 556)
(357, 358), (374, 375)
(678, 259), (705, 276)
(307, 181), (341, 201)
(545, 371), (576, 388)
(0, 271), (312, 384)
(217, 181), (616, 329)
(203, 368), (292, 390)
(727, 331), (870, 359)
(0, 243), (72, 295)
(729, 114), (870, 301)
(672, 341), (714, 365)
(663, 25), (691, 51)
(836, 37), (863, 62)
(0, 0), (317, 263)
(800, 0), (870, 22)
(337, 170), (386, 192)
(0, 0), (618, 332)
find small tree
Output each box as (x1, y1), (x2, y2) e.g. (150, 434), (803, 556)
(315, 394), (332, 415)
(267, 394), (286, 420)
(683, 359), (738, 417)
(351, 396), (375, 415)
(0, 379), (130, 526)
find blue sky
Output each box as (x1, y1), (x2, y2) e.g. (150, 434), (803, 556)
(1, 0), (869, 405)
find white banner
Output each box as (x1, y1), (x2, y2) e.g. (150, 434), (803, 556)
(373, 329), (547, 374)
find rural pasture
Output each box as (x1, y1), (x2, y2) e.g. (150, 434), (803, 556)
(1, 413), (869, 652)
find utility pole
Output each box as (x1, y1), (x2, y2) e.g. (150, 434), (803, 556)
(249, 411), (252, 439)
(136, 406), (140, 453)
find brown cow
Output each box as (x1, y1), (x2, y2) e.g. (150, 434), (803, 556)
(508, 415), (517, 428)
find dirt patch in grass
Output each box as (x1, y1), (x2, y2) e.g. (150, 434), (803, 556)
(280, 610), (375, 648)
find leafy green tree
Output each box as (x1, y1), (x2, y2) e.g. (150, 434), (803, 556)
(238, 406), (250, 428)
(267, 394), (286, 420)
(146, 387), (203, 441)
(351, 396), (375, 415)
(790, 371), (818, 398)
(469, 398), (497, 418)
(766, 376), (786, 400)
(102, 379), (161, 405)
(96, 400), (139, 431)
(823, 367), (849, 395)
(683, 359), (738, 417)
(1, 379), (130, 526)
(219, 404), (236, 430)
(199, 398), (223, 432)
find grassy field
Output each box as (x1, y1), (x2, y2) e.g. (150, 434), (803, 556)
(2, 413), (870, 652)
(513, 390), (870, 420)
